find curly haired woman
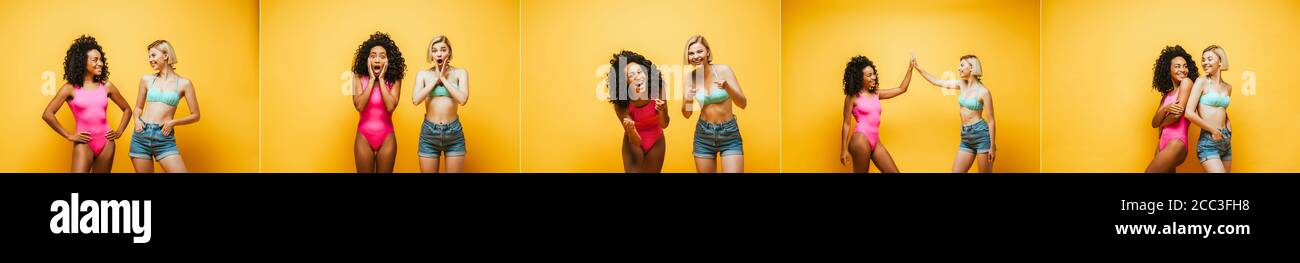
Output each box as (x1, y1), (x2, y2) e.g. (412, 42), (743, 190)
(1144, 45), (1197, 173)
(608, 50), (669, 173)
(41, 35), (134, 173)
(351, 32), (406, 173)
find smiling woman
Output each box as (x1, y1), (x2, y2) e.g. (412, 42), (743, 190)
(40, 35), (134, 173)
(1, 0), (259, 172)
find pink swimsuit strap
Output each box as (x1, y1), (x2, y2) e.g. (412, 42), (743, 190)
(357, 76), (395, 151)
(628, 101), (664, 152)
(1158, 89), (1189, 151)
(69, 83), (110, 156)
(852, 93), (882, 150)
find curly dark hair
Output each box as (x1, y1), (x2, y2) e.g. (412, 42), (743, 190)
(1151, 45), (1199, 95)
(607, 50), (665, 108)
(843, 55), (876, 95)
(351, 32), (406, 84)
(63, 35), (108, 86)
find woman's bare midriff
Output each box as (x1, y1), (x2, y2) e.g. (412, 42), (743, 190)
(139, 102), (175, 124)
(699, 99), (735, 124)
(959, 107), (983, 126)
(425, 97), (459, 124)
(1198, 105), (1228, 129)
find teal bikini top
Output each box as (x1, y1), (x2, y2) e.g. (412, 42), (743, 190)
(957, 95), (982, 111)
(695, 88), (729, 105)
(147, 76), (181, 106)
(695, 71), (730, 105)
(430, 84), (450, 97)
(425, 69), (455, 97)
(1200, 91), (1230, 108)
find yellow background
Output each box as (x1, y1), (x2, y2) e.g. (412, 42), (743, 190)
(1042, 0), (1300, 172)
(781, 0), (1042, 172)
(0, 0), (260, 172)
(520, 0), (782, 172)
(259, 0), (520, 172)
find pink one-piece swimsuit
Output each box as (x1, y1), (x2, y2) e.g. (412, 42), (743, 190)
(1158, 89), (1189, 151)
(853, 92), (882, 150)
(69, 83), (110, 156)
(358, 76), (394, 151)
(627, 101), (664, 151)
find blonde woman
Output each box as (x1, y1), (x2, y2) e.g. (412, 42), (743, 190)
(130, 40), (200, 173)
(914, 55), (997, 173)
(411, 35), (469, 173)
(1185, 45), (1233, 173)
(681, 35), (748, 173)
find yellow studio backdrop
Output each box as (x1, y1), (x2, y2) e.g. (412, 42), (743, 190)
(0, 0), (259, 172)
(259, 0), (520, 172)
(1042, 0), (1300, 172)
(520, 0), (782, 172)
(782, 0), (1041, 172)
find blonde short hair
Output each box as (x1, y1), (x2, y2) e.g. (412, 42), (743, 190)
(1203, 45), (1228, 71)
(961, 54), (982, 79)
(428, 35), (452, 63)
(683, 35), (712, 65)
(147, 40), (177, 66)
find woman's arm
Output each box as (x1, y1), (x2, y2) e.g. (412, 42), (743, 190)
(352, 74), (373, 112)
(42, 84), (86, 143)
(840, 95), (854, 165)
(878, 62), (915, 99)
(681, 69), (696, 119)
(378, 66), (401, 112)
(1150, 98), (1171, 128)
(1183, 78), (1216, 130)
(411, 70), (432, 105)
(982, 89), (996, 162)
(656, 99), (669, 129)
(719, 65), (747, 109)
(912, 60), (958, 89)
(1152, 78), (1193, 128)
(165, 80), (201, 132)
(444, 68), (469, 106)
(614, 104), (641, 146)
(104, 82), (133, 140)
(134, 76), (149, 130)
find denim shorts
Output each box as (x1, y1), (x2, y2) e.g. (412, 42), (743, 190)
(129, 122), (180, 161)
(693, 117), (743, 158)
(1196, 127), (1232, 162)
(959, 120), (992, 154)
(418, 119), (467, 158)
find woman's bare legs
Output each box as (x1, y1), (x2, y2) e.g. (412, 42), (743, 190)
(694, 157), (716, 173)
(131, 158), (154, 173)
(1144, 140), (1186, 173)
(639, 139), (666, 173)
(375, 134), (397, 173)
(951, 151), (976, 173)
(871, 142), (899, 173)
(721, 155), (744, 173)
(71, 143), (93, 173)
(1202, 159), (1226, 173)
(445, 156), (465, 173)
(621, 135), (643, 173)
(419, 157), (439, 173)
(848, 133), (871, 173)
(158, 155), (188, 173)
(89, 142), (115, 172)
(354, 132), (375, 173)
(975, 153), (993, 173)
